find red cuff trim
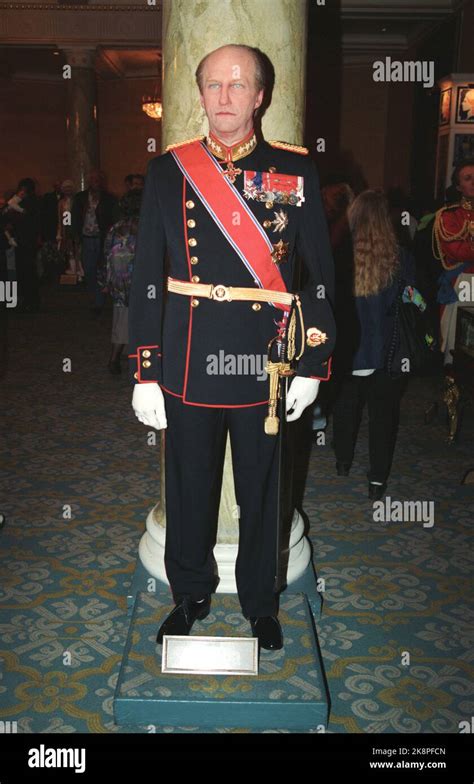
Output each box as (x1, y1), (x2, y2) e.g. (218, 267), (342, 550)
(310, 356), (332, 381)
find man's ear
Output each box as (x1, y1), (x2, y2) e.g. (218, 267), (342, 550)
(254, 89), (264, 110)
(199, 92), (205, 110)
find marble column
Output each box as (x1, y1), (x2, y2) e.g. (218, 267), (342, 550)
(161, 0), (308, 149)
(63, 47), (99, 192)
(139, 0), (312, 592)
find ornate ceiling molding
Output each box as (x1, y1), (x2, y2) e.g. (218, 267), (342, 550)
(0, 3), (161, 46)
(0, 3), (160, 9)
(340, 0), (459, 19)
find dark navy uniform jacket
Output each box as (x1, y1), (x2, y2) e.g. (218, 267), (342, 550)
(128, 137), (336, 407)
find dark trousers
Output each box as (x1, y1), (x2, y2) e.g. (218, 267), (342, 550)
(16, 245), (40, 309)
(163, 391), (280, 618)
(332, 369), (405, 483)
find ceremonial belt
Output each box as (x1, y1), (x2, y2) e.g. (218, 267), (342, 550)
(167, 277), (304, 436)
(171, 140), (290, 311)
(167, 277), (294, 307)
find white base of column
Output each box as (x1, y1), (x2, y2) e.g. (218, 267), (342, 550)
(138, 508), (312, 593)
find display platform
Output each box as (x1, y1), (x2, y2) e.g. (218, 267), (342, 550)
(114, 590), (329, 731)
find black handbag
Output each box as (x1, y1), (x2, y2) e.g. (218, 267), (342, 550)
(385, 276), (439, 377)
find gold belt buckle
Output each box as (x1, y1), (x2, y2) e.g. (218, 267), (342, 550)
(210, 284), (232, 302)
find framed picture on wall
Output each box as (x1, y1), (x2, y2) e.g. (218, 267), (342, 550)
(456, 86), (474, 123)
(453, 134), (474, 166)
(439, 88), (451, 125)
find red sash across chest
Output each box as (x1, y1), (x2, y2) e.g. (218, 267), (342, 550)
(171, 141), (289, 311)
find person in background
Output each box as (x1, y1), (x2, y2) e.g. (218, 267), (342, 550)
(39, 179), (63, 281)
(322, 182), (355, 256)
(40, 180), (62, 244)
(332, 190), (415, 500)
(318, 182), (355, 430)
(124, 173), (145, 193)
(6, 178), (41, 312)
(101, 188), (142, 374)
(433, 159), (474, 367)
(72, 170), (118, 314)
(57, 180), (84, 282)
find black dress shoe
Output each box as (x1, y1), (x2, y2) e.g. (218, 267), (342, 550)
(368, 481), (387, 501)
(249, 616), (283, 650)
(336, 461), (351, 476)
(156, 595), (211, 644)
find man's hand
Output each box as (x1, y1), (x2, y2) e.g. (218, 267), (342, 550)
(132, 383), (167, 430)
(286, 376), (320, 422)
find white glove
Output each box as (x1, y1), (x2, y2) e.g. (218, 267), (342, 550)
(286, 376), (320, 422)
(132, 383), (167, 430)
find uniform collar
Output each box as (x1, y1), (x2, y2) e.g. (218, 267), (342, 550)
(206, 129), (257, 162)
(460, 196), (474, 210)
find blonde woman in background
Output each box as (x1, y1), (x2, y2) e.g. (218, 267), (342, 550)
(331, 190), (416, 500)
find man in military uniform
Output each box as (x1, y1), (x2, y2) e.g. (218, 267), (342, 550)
(433, 159), (474, 365)
(128, 44), (335, 650)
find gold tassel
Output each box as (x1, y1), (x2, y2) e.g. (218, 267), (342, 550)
(264, 359), (294, 435)
(264, 360), (281, 435)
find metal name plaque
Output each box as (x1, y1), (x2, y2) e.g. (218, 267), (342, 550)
(161, 635), (259, 676)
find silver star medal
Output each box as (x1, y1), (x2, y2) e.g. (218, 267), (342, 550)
(271, 209), (288, 233)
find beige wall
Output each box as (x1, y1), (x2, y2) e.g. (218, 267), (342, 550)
(0, 78), (68, 197)
(384, 79), (415, 191)
(340, 64), (389, 190)
(338, 64), (414, 193)
(0, 76), (161, 198)
(97, 77), (162, 196)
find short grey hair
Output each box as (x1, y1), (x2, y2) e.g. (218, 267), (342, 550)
(195, 44), (266, 94)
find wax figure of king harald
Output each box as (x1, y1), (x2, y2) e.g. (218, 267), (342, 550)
(128, 44), (335, 651)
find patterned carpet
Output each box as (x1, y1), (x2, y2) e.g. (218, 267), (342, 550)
(1, 283), (473, 734)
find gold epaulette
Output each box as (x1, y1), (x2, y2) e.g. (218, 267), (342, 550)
(269, 140), (309, 155)
(165, 135), (205, 152)
(437, 202), (461, 214)
(432, 203), (467, 269)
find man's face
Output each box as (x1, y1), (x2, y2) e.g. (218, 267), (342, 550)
(131, 177), (144, 191)
(457, 166), (474, 199)
(199, 48), (263, 140)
